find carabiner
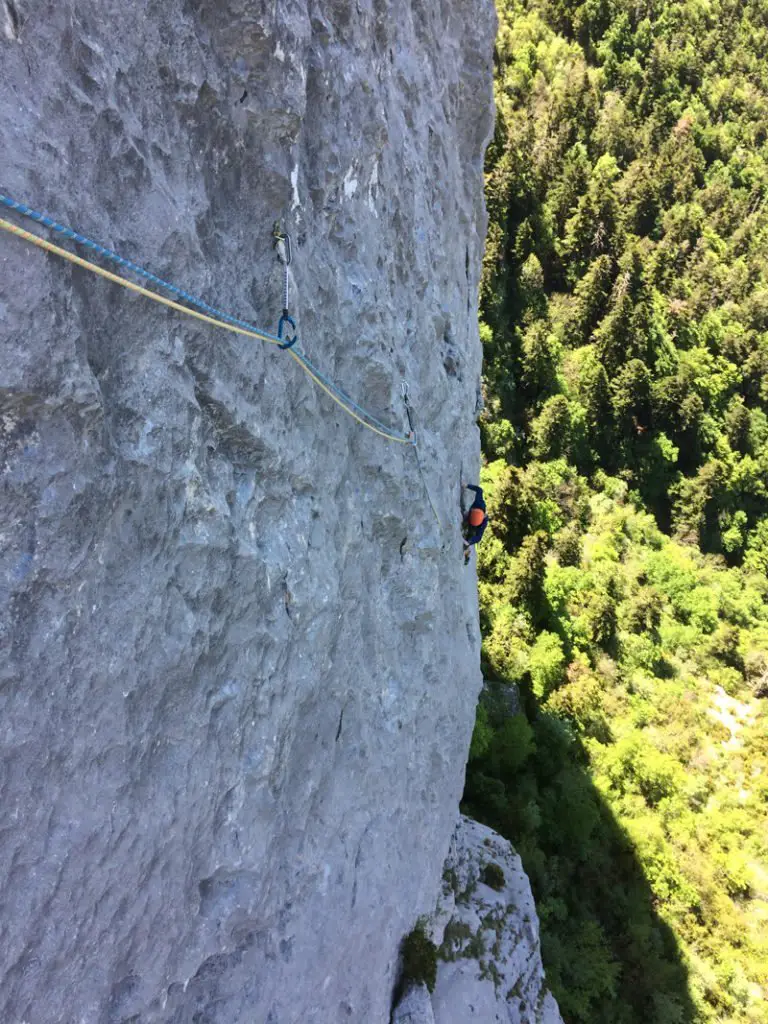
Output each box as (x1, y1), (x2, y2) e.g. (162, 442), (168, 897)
(277, 311), (297, 350)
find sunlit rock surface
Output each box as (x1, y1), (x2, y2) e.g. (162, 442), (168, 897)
(429, 816), (563, 1024)
(0, 0), (495, 1020)
(392, 982), (436, 1024)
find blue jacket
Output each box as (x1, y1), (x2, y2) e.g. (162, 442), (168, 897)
(466, 485), (488, 545)
(467, 484), (486, 512)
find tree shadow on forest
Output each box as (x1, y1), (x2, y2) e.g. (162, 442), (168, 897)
(462, 679), (698, 1024)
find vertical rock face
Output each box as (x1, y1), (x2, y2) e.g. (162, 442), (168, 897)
(0, 1), (496, 1021)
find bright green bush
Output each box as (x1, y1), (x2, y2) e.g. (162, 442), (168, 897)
(529, 631), (567, 699)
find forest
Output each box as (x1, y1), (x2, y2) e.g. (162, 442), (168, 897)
(464, 1), (768, 1021)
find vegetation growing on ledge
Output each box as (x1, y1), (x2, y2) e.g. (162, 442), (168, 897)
(400, 922), (438, 994)
(466, 1), (768, 1022)
(481, 861), (507, 891)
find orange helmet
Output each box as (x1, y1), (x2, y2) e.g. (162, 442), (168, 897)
(468, 507), (485, 527)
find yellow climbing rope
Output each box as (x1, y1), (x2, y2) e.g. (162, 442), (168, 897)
(0, 215), (413, 445)
(0, 217), (282, 345)
(282, 351), (407, 442)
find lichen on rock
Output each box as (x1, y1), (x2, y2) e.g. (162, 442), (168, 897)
(404, 816), (564, 1024)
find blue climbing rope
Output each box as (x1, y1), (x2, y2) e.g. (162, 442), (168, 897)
(0, 192), (280, 339)
(0, 191), (414, 444)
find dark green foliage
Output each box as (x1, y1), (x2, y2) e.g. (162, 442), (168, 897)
(507, 531), (549, 622)
(531, 395), (573, 459)
(481, 862), (506, 891)
(469, 1), (768, 1021)
(611, 359), (651, 436)
(485, 715), (536, 780)
(489, 464), (531, 549)
(521, 321), (560, 399)
(707, 624), (743, 672)
(569, 255), (614, 344)
(481, 0), (768, 561)
(554, 521), (583, 566)
(400, 923), (437, 994)
(625, 586), (663, 635)
(469, 703), (494, 761)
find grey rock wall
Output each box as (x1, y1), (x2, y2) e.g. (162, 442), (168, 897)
(428, 817), (563, 1024)
(392, 984), (435, 1024)
(0, 1), (496, 1021)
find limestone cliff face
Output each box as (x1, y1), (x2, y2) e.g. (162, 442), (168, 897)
(432, 817), (563, 1024)
(1, 1), (496, 1021)
(392, 818), (563, 1024)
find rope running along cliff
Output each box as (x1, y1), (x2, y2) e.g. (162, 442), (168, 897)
(0, 193), (413, 445)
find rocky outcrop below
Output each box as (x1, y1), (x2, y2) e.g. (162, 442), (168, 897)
(0, 1), (496, 1021)
(393, 983), (436, 1024)
(394, 816), (563, 1024)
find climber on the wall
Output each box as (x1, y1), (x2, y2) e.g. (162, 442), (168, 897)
(462, 483), (488, 562)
